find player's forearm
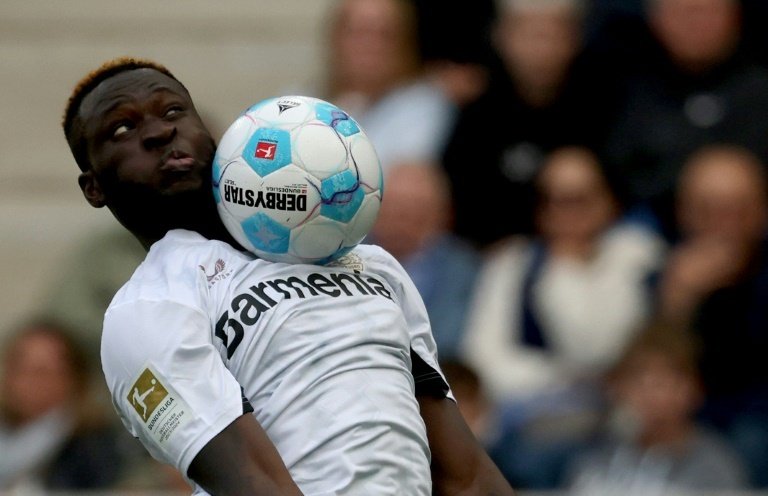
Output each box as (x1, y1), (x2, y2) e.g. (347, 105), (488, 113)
(418, 395), (516, 496)
(193, 468), (300, 496)
(431, 448), (516, 496)
(188, 414), (304, 495)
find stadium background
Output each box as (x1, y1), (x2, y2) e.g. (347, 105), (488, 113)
(4, 1), (768, 494)
(0, 0), (334, 338)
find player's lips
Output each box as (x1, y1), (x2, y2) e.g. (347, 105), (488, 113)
(160, 150), (196, 171)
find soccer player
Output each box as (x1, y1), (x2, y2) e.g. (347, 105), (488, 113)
(62, 57), (514, 496)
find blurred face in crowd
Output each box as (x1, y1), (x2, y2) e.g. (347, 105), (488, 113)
(371, 162), (450, 260)
(329, 0), (419, 98)
(676, 146), (768, 245)
(613, 349), (701, 443)
(536, 147), (619, 252)
(495, 0), (582, 104)
(649, 0), (741, 72)
(0, 327), (80, 427)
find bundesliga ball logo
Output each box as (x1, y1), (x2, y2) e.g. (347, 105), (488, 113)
(213, 96), (383, 264)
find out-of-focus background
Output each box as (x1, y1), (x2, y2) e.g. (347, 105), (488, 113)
(4, 0), (768, 494)
(0, 0), (333, 333)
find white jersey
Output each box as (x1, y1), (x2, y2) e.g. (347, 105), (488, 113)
(100, 229), (449, 495)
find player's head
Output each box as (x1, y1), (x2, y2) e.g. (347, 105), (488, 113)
(62, 57), (221, 247)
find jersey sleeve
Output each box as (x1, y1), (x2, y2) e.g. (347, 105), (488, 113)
(101, 298), (248, 477)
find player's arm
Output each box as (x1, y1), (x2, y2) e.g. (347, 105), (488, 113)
(378, 249), (514, 495)
(410, 351), (514, 495)
(102, 298), (302, 495)
(188, 414), (303, 496)
(418, 394), (516, 496)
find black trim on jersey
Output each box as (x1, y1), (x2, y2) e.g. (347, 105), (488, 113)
(410, 347), (449, 398)
(241, 387), (254, 415)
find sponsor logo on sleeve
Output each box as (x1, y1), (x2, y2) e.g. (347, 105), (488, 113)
(199, 258), (234, 288)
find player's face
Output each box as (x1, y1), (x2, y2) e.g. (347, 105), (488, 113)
(77, 68), (218, 240)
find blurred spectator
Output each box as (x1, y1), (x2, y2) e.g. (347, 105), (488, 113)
(584, 0), (646, 42)
(317, 0), (457, 172)
(411, 0), (499, 107)
(40, 224), (145, 361)
(368, 162), (480, 359)
(462, 146), (665, 404)
(441, 0), (614, 248)
(600, 0), (768, 240)
(0, 320), (127, 491)
(461, 146), (666, 488)
(658, 144), (767, 322)
(565, 321), (748, 494)
(656, 143), (768, 486)
(740, 0), (768, 68)
(581, 0), (655, 86)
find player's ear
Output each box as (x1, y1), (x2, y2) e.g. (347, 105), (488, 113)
(78, 169), (106, 208)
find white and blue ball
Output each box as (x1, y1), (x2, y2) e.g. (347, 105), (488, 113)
(214, 95), (383, 264)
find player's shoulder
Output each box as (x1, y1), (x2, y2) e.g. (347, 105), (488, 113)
(334, 244), (416, 298)
(336, 243), (402, 272)
(146, 229), (248, 269)
(113, 229), (249, 306)
(149, 229), (240, 257)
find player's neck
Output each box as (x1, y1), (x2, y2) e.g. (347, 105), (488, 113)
(133, 220), (243, 252)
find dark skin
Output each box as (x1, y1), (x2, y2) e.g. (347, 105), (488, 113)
(77, 68), (236, 250)
(75, 67), (514, 495)
(420, 395), (516, 495)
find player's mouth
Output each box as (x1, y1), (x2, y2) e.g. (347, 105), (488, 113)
(159, 150), (205, 192)
(160, 149), (196, 172)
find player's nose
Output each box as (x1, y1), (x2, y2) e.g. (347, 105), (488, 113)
(142, 118), (177, 151)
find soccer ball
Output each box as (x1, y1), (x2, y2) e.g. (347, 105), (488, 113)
(213, 95), (383, 264)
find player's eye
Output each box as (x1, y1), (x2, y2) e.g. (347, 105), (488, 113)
(164, 105), (184, 117)
(112, 122), (133, 138)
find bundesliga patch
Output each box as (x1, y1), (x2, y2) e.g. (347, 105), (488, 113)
(127, 365), (192, 445)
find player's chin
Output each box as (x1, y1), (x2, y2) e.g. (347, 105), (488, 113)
(160, 173), (207, 195)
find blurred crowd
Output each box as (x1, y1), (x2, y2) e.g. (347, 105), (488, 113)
(5, 0), (768, 493)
